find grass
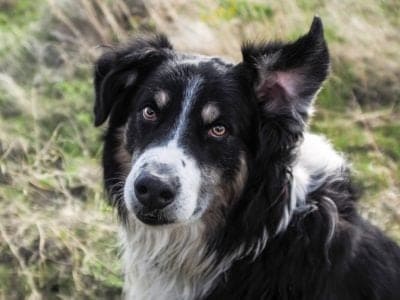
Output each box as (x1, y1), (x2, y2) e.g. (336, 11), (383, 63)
(201, 0), (274, 22)
(0, 0), (399, 298)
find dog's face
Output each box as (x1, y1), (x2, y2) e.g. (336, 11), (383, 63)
(121, 59), (254, 225)
(95, 17), (329, 228)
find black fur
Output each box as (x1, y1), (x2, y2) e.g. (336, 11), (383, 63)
(94, 17), (400, 299)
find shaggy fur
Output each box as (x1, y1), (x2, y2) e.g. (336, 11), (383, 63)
(94, 17), (400, 300)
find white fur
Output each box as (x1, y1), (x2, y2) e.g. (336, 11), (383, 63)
(276, 133), (345, 234)
(173, 76), (203, 139)
(121, 220), (214, 300)
(296, 133), (345, 196)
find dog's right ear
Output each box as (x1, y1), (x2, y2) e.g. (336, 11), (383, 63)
(93, 35), (173, 126)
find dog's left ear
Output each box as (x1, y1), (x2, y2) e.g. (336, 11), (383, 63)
(93, 35), (173, 126)
(241, 17), (329, 122)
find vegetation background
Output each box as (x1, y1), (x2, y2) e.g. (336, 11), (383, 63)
(0, 0), (399, 298)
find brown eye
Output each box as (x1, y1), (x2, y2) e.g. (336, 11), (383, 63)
(209, 125), (227, 138)
(143, 106), (157, 121)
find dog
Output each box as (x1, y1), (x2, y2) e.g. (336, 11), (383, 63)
(93, 17), (400, 299)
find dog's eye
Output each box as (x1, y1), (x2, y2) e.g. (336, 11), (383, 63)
(208, 125), (227, 138)
(142, 106), (157, 121)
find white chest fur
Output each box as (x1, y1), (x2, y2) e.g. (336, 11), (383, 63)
(121, 220), (219, 300)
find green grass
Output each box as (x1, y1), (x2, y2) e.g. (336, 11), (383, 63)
(0, 0), (399, 298)
(200, 0), (274, 24)
(216, 0), (274, 21)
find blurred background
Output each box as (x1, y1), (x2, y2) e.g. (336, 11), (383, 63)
(0, 0), (399, 298)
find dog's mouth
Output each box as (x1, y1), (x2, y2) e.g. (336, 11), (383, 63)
(135, 209), (175, 226)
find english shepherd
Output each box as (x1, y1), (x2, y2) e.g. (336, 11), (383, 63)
(93, 17), (400, 299)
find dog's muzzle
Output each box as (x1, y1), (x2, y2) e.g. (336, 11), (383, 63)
(129, 163), (179, 225)
(124, 144), (202, 225)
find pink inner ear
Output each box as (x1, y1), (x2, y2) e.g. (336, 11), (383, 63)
(275, 71), (301, 98)
(257, 70), (301, 100)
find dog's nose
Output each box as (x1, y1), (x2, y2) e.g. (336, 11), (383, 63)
(134, 174), (176, 209)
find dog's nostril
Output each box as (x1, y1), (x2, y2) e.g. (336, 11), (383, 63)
(160, 189), (174, 200)
(136, 184), (148, 195)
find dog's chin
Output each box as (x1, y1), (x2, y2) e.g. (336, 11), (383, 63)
(132, 206), (204, 227)
(127, 197), (205, 226)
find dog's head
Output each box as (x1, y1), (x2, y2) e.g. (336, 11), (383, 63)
(94, 18), (329, 229)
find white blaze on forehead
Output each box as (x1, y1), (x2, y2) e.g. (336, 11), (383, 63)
(154, 90), (169, 109)
(201, 102), (220, 125)
(172, 76), (203, 141)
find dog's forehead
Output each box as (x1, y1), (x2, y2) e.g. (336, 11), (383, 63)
(174, 53), (234, 71)
(135, 51), (248, 126)
(144, 52), (240, 107)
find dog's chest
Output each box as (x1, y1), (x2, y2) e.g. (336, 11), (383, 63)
(122, 250), (215, 300)
(121, 224), (218, 300)
(123, 268), (191, 300)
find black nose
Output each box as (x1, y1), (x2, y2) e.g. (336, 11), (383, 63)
(134, 174), (176, 210)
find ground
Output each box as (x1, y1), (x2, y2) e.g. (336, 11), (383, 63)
(0, 0), (399, 298)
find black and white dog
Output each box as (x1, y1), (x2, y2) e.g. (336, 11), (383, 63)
(94, 17), (400, 299)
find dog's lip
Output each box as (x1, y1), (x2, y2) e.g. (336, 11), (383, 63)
(136, 210), (174, 226)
